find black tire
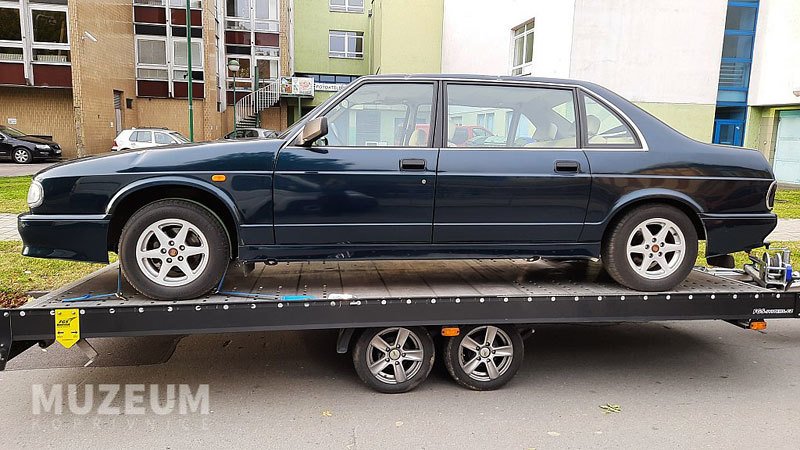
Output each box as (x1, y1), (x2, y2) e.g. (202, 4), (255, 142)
(602, 204), (698, 292)
(352, 326), (435, 394)
(443, 325), (524, 391)
(119, 199), (230, 300)
(12, 147), (32, 164)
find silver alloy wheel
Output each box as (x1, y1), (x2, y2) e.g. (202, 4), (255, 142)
(134, 218), (210, 287)
(625, 217), (686, 280)
(366, 327), (425, 385)
(458, 325), (514, 382)
(13, 148), (29, 163)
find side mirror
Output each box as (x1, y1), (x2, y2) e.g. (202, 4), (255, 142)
(298, 117), (328, 146)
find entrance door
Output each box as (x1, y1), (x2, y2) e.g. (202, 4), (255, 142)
(774, 110), (800, 184)
(273, 81), (438, 245)
(113, 91), (123, 134)
(713, 119), (744, 146)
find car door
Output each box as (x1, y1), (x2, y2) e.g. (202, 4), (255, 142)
(433, 82), (591, 244)
(273, 81), (438, 245)
(0, 132), (11, 157)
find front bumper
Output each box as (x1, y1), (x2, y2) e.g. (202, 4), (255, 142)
(18, 214), (110, 263)
(33, 147), (62, 159)
(701, 213), (778, 256)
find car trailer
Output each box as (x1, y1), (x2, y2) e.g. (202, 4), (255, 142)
(1, 255), (798, 393)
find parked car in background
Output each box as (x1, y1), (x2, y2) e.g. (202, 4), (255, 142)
(112, 128), (189, 151)
(223, 128), (278, 140)
(19, 75), (777, 300)
(0, 125), (62, 164)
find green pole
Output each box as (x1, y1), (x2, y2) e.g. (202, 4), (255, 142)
(186, 0), (194, 142)
(233, 71), (237, 132)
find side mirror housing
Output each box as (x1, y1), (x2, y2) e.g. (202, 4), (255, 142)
(298, 117), (328, 146)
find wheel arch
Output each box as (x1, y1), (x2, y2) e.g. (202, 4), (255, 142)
(106, 177), (241, 256)
(600, 190), (706, 245)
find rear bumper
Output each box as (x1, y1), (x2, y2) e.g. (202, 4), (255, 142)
(18, 214), (110, 263)
(701, 213), (778, 256)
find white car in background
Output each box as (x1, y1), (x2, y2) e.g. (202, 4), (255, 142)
(111, 128), (189, 151)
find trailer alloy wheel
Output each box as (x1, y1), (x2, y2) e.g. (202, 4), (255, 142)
(352, 326), (434, 393)
(443, 325), (524, 391)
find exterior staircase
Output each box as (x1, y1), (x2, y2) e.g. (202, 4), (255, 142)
(234, 78), (281, 129)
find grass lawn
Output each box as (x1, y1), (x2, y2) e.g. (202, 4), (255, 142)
(0, 241), (116, 308)
(696, 240), (800, 267)
(0, 176), (32, 214)
(774, 189), (800, 219)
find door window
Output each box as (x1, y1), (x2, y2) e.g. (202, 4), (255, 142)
(581, 93), (639, 147)
(446, 84), (577, 148)
(318, 83), (434, 147)
(155, 132), (173, 144)
(132, 131), (152, 142)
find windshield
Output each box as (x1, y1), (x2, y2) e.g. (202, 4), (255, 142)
(277, 86), (353, 140)
(0, 126), (26, 138)
(169, 132), (189, 143)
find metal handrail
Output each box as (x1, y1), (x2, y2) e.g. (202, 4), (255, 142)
(234, 79), (281, 126)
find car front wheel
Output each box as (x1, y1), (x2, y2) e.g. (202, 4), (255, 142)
(13, 147), (32, 164)
(602, 204), (698, 292)
(119, 200), (229, 300)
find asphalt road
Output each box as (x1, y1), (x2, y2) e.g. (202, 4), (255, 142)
(0, 162), (58, 177)
(2, 320), (800, 448)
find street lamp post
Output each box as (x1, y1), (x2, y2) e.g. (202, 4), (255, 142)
(228, 59), (241, 133)
(186, 0), (194, 142)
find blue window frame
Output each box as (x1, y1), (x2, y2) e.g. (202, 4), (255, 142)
(713, 0), (759, 146)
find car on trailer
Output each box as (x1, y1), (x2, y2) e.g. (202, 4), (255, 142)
(18, 74), (778, 302)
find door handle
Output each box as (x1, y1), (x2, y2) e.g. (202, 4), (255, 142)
(554, 160), (580, 173)
(400, 158), (427, 171)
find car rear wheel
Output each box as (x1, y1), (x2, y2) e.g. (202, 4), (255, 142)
(119, 200), (229, 300)
(12, 147), (32, 164)
(602, 204), (698, 291)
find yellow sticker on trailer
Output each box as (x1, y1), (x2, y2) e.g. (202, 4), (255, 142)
(55, 309), (80, 349)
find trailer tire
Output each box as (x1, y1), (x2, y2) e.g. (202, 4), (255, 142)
(602, 204), (698, 292)
(352, 326), (434, 394)
(443, 325), (523, 391)
(119, 199), (229, 300)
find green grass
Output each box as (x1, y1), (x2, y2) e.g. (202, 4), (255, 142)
(0, 241), (116, 307)
(774, 189), (800, 219)
(0, 175), (32, 214)
(696, 240), (800, 267)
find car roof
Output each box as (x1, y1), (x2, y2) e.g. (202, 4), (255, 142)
(358, 73), (601, 88)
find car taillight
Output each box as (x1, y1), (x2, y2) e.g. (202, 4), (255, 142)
(766, 181), (777, 211)
(113, 140), (118, 147)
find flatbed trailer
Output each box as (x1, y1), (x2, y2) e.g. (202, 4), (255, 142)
(2, 259), (798, 392)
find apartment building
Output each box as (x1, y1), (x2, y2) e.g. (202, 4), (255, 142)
(441, 0), (800, 184)
(289, 0), (443, 123)
(0, 0), (291, 159)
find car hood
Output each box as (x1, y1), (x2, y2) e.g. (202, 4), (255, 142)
(36, 139), (286, 179)
(17, 135), (58, 146)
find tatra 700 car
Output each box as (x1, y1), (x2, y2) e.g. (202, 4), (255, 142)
(19, 75), (778, 300)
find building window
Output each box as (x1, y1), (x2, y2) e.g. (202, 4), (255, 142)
(329, 31), (363, 59)
(511, 19), (534, 76)
(329, 0), (364, 13)
(133, 1), (204, 98)
(225, 0), (279, 32)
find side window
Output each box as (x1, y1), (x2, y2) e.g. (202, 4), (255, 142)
(319, 83), (434, 147)
(446, 84), (577, 148)
(581, 93), (639, 147)
(155, 132), (172, 144)
(246, 130), (259, 138)
(133, 131), (152, 142)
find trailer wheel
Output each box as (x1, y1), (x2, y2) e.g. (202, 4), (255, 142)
(443, 325), (523, 391)
(352, 326), (434, 394)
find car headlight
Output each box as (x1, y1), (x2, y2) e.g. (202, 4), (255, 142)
(27, 180), (44, 208)
(35, 144), (50, 150)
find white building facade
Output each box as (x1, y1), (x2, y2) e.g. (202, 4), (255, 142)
(441, 0), (800, 184)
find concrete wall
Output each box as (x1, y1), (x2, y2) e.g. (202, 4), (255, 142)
(748, 0), (800, 106)
(441, 0), (573, 77)
(570, 0), (727, 105)
(0, 87), (78, 158)
(372, 0), (444, 74)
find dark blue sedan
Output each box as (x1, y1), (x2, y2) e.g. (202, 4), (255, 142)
(19, 75), (778, 300)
